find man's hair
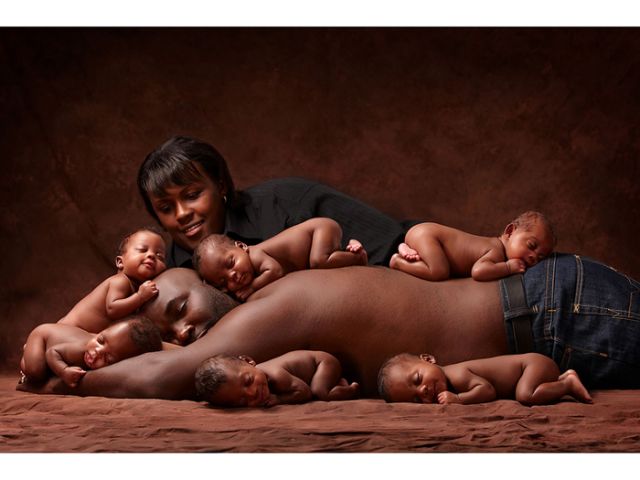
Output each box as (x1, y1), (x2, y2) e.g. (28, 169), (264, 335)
(377, 352), (418, 402)
(125, 316), (163, 353)
(194, 354), (245, 403)
(192, 234), (236, 273)
(137, 135), (236, 223)
(511, 210), (557, 247)
(116, 226), (165, 256)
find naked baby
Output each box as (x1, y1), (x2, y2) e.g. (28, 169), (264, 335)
(195, 350), (360, 407)
(390, 211), (555, 281)
(58, 228), (167, 333)
(20, 316), (162, 387)
(193, 217), (367, 301)
(377, 352), (592, 406)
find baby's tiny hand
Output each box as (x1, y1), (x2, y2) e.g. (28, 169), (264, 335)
(235, 286), (254, 302)
(62, 366), (86, 388)
(264, 393), (279, 408)
(507, 258), (526, 274)
(138, 280), (159, 301)
(437, 391), (462, 404)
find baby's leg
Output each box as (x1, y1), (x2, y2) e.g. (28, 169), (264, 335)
(21, 329), (49, 381)
(389, 223), (450, 280)
(308, 218), (367, 268)
(309, 353), (354, 401)
(515, 356), (592, 405)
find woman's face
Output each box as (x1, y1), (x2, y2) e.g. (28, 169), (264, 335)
(148, 167), (227, 252)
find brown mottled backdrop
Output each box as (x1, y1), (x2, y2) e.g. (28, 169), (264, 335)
(0, 28), (638, 371)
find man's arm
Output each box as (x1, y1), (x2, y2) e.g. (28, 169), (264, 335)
(18, 291), (302, 399)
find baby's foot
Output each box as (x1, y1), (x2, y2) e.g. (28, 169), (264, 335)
(346, 239), (368, 265)
(328, 381), (360, 401)
(346, 239), (363, 253)
(398, 243), (420, 261)
(560, 369), (593, 403)
(389, 253), (402, 270)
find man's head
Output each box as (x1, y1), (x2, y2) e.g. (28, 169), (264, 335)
(84, 316), (162, 370)
(116, 228), (167, 281)
(195, 354), (271, 408)
(193, 234), (255, 294)
(140, 268), (239, 345)
(377, 353), (448, 403)
(502, 211), (556, 268)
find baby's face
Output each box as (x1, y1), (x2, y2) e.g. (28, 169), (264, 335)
(384, 356), (448, 403)
(119, 231), (167, 281)
(199, 244), (254, 293)
(208, 361), (271, 408)
(505, 221), (554, 267)
(83, 322), (139, 370)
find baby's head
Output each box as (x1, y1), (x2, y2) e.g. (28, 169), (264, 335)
(193, 234), (254, 293)
(377, 353), (448, 403)
(83, 316), (163, 370)
(502, 211), (556, 267)
(116, 227), (167, 282)
(195, 354), (271, 408)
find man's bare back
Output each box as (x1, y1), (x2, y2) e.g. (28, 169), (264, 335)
(22, 267), (507, 399)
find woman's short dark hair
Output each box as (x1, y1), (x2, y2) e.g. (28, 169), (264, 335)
(137, 136), (236, 222)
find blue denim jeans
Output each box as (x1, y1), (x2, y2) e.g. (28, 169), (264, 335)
(500, 253), (640, 389)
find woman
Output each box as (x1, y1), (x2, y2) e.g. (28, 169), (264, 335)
(137, 136), (411, 268)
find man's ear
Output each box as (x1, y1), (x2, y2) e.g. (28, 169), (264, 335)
(115, 256), (124, 271)
(419, 353), (437, 364)
(238, 355), (256, 366)
(503, 223), (516, 237)
(235, 241), (249, 252)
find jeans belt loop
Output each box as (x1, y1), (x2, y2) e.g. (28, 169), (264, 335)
(504, 274), (535, 354)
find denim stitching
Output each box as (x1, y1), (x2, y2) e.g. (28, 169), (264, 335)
(543, 253), (555, 338)
(573, 255), (583, 313)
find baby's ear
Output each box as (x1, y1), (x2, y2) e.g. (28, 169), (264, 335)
(234, 241), (249, 252)
(419, 353), (437, 364)
(115, 256), (124, 271)
(503, 223), (516, 237)
(238, 355), (256, 366)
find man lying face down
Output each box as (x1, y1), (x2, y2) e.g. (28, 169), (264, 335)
(18, 254), (640, 399)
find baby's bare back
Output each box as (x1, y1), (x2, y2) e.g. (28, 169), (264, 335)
(57, 274), (129, 333)
(433, 225), (503, 276)
(443, 354), (557, 398)
(259, 350), (327, 384)
(254, 219), (331, 272)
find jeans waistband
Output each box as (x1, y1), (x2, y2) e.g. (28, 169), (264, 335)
(500, 274), (535, 354)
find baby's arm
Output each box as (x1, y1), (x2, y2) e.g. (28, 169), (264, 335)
(235, 250), (284, 301)
(471, 248), (526, 281)
(267, 367), (312, 406)
(45, 343), (86, 387)
(105, 275), (158, 319)
(438, 365), (497, 405)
